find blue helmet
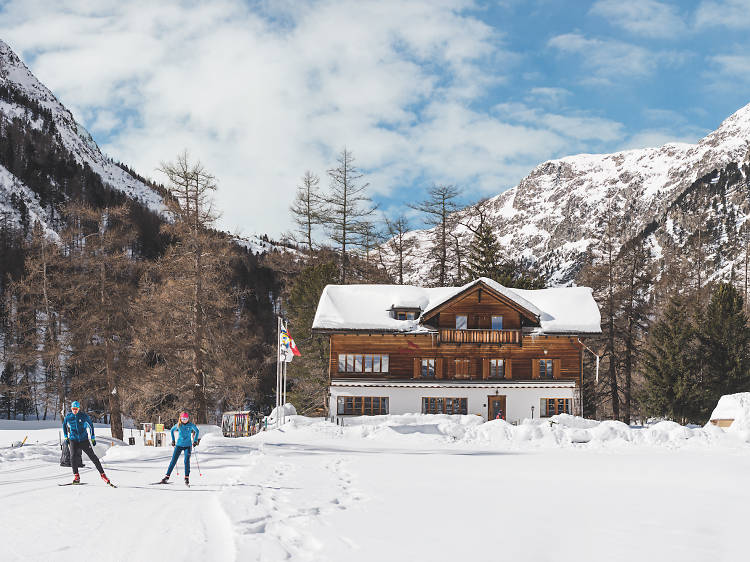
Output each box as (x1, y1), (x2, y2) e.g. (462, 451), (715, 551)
(71, 401), (81, 410)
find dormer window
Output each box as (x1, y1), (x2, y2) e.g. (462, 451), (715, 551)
(391, 307), (421, 321)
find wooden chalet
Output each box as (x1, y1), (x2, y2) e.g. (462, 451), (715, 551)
(312, 278), (601, 423)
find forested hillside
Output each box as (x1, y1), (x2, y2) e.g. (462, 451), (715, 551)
(0, 40), (283, 435)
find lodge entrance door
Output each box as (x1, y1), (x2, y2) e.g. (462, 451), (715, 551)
(488, 395), (506, 421)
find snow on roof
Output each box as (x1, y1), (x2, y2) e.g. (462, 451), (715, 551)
(421, 278), (544, 319)
(312, 278), (601, 334)
(513, 286), (602, 334)
(313, 284), (456, 332)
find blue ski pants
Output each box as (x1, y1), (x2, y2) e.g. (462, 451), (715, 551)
(166, 445), (192, 476)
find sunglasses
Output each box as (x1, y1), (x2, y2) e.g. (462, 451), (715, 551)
(71, 407), (80, 412)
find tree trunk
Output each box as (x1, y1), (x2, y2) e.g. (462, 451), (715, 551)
(193, 186), (208, 424)
(105, 337), (123, 440)
(439, 203), (447, 286)
(608, 238), (620, 420)
(100, 263), (123, 440)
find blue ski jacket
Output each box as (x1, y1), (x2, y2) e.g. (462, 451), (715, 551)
(171, 422), (199, 447)
(63, 411), (95, 442)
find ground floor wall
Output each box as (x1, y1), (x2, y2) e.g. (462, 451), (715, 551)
(329, 382), (579, 424)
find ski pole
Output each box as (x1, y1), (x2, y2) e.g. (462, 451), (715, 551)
(193, 447), (202, 477)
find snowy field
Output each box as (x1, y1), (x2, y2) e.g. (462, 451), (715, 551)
(1, 414), (749, 562)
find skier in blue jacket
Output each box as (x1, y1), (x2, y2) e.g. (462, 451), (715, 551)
(160, 411), (199, 486)
(62, 401), (111, 485)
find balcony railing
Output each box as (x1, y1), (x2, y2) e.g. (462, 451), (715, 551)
(439, 328), (522, 345)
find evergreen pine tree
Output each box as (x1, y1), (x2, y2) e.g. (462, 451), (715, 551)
(641, 295), (695, 421)
(692, 283), (750, 421)
(466, 219), (503, 280)
(286, 261), (339, 415)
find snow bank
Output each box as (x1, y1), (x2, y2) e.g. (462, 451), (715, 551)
(709, 393), (750, 439)
(257, 412), (746, 450)
(266, 403), (298, 424)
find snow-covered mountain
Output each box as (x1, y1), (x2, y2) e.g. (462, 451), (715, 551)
(0, 39), (162, 236)
(398, 103), (750, 286)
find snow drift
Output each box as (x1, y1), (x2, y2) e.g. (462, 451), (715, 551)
(271, 412), (744, 450)
(709, 392), (750, 438)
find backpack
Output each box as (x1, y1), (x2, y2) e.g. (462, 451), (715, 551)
(59, 440), (85, 467)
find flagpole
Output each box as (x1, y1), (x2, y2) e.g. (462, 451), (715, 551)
(282, 361), (287, 425)
(276, 315), (282, 428)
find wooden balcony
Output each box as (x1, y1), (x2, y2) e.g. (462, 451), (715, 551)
(438, 328), (522, 345)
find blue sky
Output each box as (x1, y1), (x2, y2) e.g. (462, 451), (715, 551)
(1, 0), (749, 237)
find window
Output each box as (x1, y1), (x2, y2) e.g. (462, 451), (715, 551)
(489, 359), (505, 379)
(422, 397), (467, 415)
(396, 311), (417, 320)
(539, 359), (554, 379)
(491, 316), (503, 330)
(337, 354), (390, 373)
(540, 398), (570, 417)
(421, 358), (436, 378)
(455, 359), (471, 379)
(456, 315), (468, 330)
(338, 396), (389, 415)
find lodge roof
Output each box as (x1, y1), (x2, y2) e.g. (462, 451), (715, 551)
(312, 278), (602, 335)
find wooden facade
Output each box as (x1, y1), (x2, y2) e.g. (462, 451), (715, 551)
(325, 284), (584, 385)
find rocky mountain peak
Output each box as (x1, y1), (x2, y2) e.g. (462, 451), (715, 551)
(0, 39), (163, 237)
(395, 102), (750, 287)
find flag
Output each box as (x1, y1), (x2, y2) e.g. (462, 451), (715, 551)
(279, 323), (302, 362)
(289, 337), (301, 357)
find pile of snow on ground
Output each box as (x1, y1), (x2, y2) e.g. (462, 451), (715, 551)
(709, 392), (750, 437)
(276, 412), (745, 450)
(266, 403), (297, 424)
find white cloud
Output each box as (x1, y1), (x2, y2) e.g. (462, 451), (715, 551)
(643, 108), (688, 124)
(0, 0), (705, 237)
(696, 0), (750, 29)
(1, 0), (510, 235)
(494, 102), (625, 143)
(526, 87), (571, 107)
(710, 53), (750, 75)
(700, 52), (750, 91)
(619, 128), (702, 150)
(548, 33), (686, 81)
(590, 0), (687, 38)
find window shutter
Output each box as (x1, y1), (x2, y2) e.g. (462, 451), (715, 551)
(436, 358), (444, 379)
(482, 358), (489, 380)
(553, 359), (562, 379)
(506, 359), (513, 379)
(413, 358), (420, 379)
(540, 398), (546, 417)
(531, 359), (540, 379)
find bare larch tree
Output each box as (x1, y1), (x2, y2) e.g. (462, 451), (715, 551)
(323, 148), (374, 284)
(410, 184), (461, 286)
(290, 171), (323, 251)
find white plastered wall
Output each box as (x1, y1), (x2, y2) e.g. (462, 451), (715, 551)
(330, 382), (578, 424)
